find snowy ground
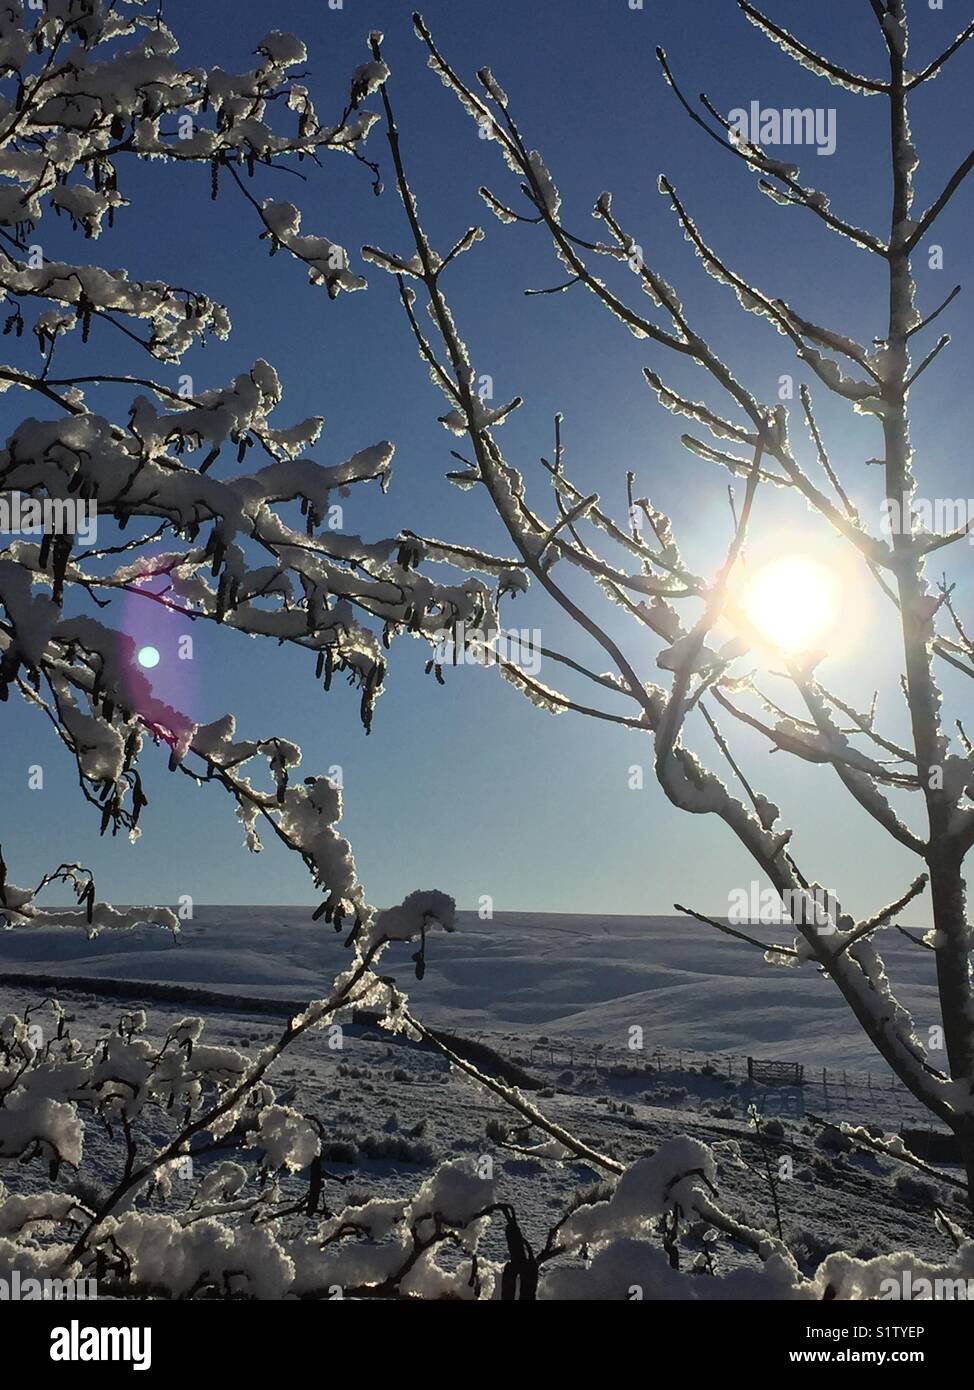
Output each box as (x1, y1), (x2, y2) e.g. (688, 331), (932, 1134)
(0, 909), (963, 1280)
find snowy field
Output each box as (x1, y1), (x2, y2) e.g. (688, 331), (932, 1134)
(0, 907), (941, 1070)
(3, 908), (962, 1283)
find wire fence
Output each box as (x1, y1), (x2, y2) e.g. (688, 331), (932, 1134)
(497, 1036), (934, 1125)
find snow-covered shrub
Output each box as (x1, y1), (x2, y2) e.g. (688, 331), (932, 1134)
(816, 1126), (855, 1154)
(356, 1133), (435, 1166)
(893, 1172), (942, 1205)
(790, 1227), (846, 1272)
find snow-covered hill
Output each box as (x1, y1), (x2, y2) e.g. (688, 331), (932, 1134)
(0, 908), (938, 1071)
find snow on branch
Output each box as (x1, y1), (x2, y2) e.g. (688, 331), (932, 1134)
(655, 48), (888, 256)
(736, 1), (890, 94)
(906, 19), (974, 88)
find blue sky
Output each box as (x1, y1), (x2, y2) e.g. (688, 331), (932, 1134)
(5, 0), (974, 920)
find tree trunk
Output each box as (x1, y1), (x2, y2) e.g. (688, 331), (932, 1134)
(887, 28), (974, 1202)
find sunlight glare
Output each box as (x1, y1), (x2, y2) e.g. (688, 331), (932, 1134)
(741, 554), (842, 654)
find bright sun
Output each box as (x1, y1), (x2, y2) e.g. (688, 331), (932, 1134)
(741, 554), (842, 654)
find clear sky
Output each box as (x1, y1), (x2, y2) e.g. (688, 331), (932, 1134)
(5, 0), (974, 921)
